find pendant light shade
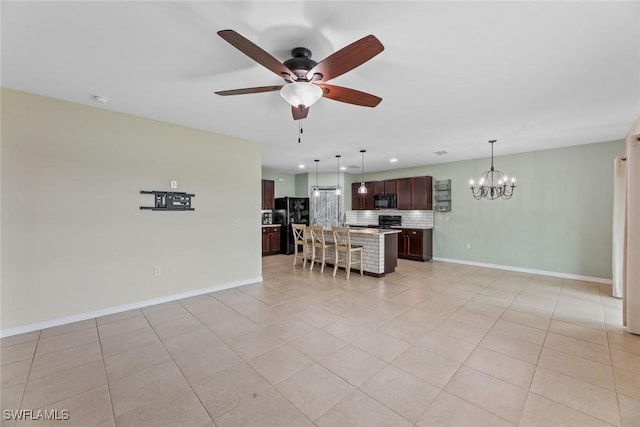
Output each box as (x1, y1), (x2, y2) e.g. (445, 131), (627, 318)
(358, 150), (367, 194)
(335, 155), (342, 195)
(312, 159), (320, 197)
(280, 82), (323, 108)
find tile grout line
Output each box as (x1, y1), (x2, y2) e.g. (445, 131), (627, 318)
(16, 321), (111, 419)
(600, 282), (625, 427)
(175, 295), (315, 423)
(140, 307), (218, 426)
(412, 269), (520, 426)
(94, 318), (118, 426)
(13, 329), (40, 423)
(499, 272), (548, 427)
(371, 269), (512, 426)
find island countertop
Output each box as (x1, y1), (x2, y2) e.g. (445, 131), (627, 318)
(347, 228), (401, 236)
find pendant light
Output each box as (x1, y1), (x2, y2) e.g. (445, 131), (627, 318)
(358, 150), (368, 194)
(313, 159), (320, 197)
(335, 155), (342, 195)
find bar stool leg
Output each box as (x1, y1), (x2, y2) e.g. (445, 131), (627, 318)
(303, 245), (307, 268)
(310, 245), (316, 271)
(293, 242), (298, 266)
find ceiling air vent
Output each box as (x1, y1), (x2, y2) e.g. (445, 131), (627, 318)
(433, 150), (448, 155)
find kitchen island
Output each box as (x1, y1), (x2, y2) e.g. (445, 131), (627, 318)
(332, 228), (400, 277)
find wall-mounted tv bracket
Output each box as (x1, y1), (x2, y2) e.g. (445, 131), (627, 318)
(140, 191), (195, 211)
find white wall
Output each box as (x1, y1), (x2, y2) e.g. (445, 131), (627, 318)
(1, 89), (262, 332)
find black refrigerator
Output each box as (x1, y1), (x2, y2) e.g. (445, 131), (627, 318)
(273, 197), (310, 255)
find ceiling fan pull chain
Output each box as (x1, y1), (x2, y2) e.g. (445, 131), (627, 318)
(298, 119), (303, 143)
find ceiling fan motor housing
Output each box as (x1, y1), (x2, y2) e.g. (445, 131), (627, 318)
(283, 47), (318, 81)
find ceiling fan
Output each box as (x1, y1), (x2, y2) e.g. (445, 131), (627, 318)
(215, 30), (384, 120)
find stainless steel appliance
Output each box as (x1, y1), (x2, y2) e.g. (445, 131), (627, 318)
(346, 214), (401, 229)
(273, 197), (310, 255)
(378, 215), (402, 228)
(373, 193), (397, 209)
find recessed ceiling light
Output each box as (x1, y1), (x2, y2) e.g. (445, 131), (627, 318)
(390, 158), (398, 163)
(340, 166), (347, 170)
(433, 150), (448, 155)
(298, 164), (305, 169)
(93, 95), (109, 103)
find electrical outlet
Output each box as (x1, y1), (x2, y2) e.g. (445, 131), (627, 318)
(170, 181), (177, 189)
(466, 243), (471, 249)
(153, 266), (161, 276)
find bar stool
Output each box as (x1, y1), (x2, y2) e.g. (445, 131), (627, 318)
(291, 224), (308, 268)
(308, 226), (335, 273)
(332, 226), (363, 279)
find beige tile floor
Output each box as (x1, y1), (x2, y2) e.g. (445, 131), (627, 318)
(1, 255), (639, 426)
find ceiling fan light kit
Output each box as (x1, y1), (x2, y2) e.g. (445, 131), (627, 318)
(215, 29), (384, 121)
(280, 82), (323, 109)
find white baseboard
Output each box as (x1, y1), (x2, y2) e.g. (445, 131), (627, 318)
(0, 276), (263, 338)
(432, 257), (612, 285)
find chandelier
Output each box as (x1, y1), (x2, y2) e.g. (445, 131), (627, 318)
(470, 140), (516, 200)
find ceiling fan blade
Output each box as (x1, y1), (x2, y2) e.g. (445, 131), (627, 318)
(318, 84), (382, 107)
(291, 106), (309, 120)
(306, 35), (384, 82)
(217, 30), (296, 81)
(215, 85), (283, 96)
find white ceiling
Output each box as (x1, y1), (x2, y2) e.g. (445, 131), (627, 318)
(2, 1), (639, 174)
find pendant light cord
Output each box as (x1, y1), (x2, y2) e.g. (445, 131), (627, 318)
(298, 120), (303, 143)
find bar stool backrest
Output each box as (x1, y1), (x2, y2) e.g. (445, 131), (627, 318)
(332, 226), (352, 248)
(292, 223), (306, 242)
(308, 225), (326, 245)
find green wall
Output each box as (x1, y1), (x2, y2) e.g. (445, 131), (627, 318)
(295, 173), (309, 197)
(261, 170), (296, 198)
(362, 140), (624, 280)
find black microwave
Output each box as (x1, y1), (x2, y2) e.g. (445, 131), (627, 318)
(373, 193), (397, 209)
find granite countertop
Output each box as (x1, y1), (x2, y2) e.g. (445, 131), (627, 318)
(347, 224), (433, 230)
(348, 228), (401, 235)
(261, 224), (281, 227)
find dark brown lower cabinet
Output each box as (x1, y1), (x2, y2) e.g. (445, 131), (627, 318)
(262, 226), (281, 256)
(398, 228), (433, 261)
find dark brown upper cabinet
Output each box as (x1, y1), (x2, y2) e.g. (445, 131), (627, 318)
(261, 179), (275, 210)
(351, 182), (375, 210)
(396, 176), (432, 210)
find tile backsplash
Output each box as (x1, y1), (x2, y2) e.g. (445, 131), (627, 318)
(345, 210), (434, 228)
